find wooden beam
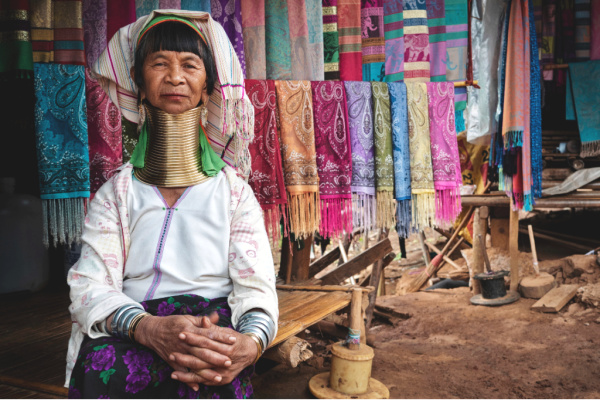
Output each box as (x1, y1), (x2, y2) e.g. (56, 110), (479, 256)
(262, 336), (313, 368)
(320, 238), (393, 285)
(519, 228), (593, 253)
(276, 284), (374, 293)
(308, 246), (341, 278)
(365, 251), (395, 328)
(531, 285), (578, 312)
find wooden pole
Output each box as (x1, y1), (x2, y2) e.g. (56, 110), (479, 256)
(471, 208), (484, 294)
(349, 288), (363, 350)
(418, 230), (431, 266)
(528, 225), (540, 276)
(509, 200), (520, 292)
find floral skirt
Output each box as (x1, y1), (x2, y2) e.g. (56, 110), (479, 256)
(68, 295), (254, 399)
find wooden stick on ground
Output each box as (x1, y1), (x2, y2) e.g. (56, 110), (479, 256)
(348, 288), (362, 350)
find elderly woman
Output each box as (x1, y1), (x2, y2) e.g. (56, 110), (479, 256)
(66, 11), (278, 399)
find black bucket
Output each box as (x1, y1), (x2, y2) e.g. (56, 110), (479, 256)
(473, 270), (509, 299)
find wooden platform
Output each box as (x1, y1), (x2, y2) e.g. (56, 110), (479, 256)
(0, 287), (351, 398)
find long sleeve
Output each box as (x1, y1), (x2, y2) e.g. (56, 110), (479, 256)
(226, 175), (279, 335)
(67, 173), (139, 339)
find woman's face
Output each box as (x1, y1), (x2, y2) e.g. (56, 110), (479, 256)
(139, 50), (207, 115)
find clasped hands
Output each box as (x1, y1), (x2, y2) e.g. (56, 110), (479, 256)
(135, 312), (258, 392)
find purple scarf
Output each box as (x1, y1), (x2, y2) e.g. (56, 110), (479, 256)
(212, 0), (245, 75)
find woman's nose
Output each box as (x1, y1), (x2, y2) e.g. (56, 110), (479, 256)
(165, 65), (184, 84)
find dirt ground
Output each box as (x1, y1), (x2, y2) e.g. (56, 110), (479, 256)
(255, 224), (600, 399)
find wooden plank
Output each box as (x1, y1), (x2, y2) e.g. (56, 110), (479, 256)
(531, 285), (578, 313)
(365, 252), (395, 327)
(0, 376), (67, 398)
(320, 238), (393, 285)
(307, 247), (341, 278)
(509, 200), (520, 292)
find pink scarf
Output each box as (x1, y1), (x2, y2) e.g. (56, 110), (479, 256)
(311, 81), (353, 238)
(426, 82), (462, 229)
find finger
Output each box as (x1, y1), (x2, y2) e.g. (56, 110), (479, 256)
(180, 327), (236, 345)
(170, 349), (231, 370)
(208, 312), (220, 325)
(171, 369), (222, 386)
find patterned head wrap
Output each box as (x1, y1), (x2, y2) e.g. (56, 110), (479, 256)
(91, 10), (254, 176)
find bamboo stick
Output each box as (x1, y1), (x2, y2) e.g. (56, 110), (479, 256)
(276, 284), (375, 293)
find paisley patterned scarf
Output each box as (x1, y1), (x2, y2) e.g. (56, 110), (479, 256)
(361, 0), (386, 81)
(338, 0), (363, 80)
(211, 0), (245, 76)
(288, 0), (311, 80)
(388, 82), (412, 238)
(403, 0), (430, 82)
(426, 0), (447, 82)
(427, 82), (462, 229)
(312, 81), (353, 239)
(371, 82), (395, 230)
(305, 0), (325, 80)
(406, 82), (435, 230)
(241, 0), (266, 79)
(383, 0), (404, 82)
(181, 0), (211, 12)
(265, 0), (292, 79)
(34, 63), (90, 247)
(83, 0), (106, 67)
(107, 0), (136, 40)
(246, 79), (288, 243)
(323, 0), (341, 80)
(160, 0), (181, 8)
(344, 81), (376, 232)
(85, 69), (122, 195)
(275, 80), (320, 239)
(0, 0), (33, 79)
(136, 0), (159, 18)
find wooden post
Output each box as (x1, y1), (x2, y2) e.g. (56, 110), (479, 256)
(490, 206), (510, 251)
(280, 235), (314, 283)
(471, 208), (483, 294)
(418, 230), (430, 266)
(348, 288), (362, 350)
(509, 200), (520, 292)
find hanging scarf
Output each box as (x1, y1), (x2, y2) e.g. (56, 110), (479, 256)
(92, 10), (254, 177)
(426, 0), (447, 82)
(136, 0), (158, 18)
(383, 0), (404, 82)
(85, 69), (123, 195)
(338, 0), (363, 80)
(160, 0), (181, 7)
(30, 0), (53, 62)
(403, 0), (430, 82)
(502, 0), (531, 209)
(575, 0), (591, 61)
(34, 64), (90, 247)
(54, 0), (86, 65)
(107, 0), (136, 41)
(566, 61), (600, 157)
(592, 0), (600, 59)
(0, 0), (33, 79)
(406, 82), (435, 230)
(445, 0), (468, 130)
(181, 0), (211, 12)
(361, 0), (386, 81)
(371, 82), (395, 230)
(323, 0), (341, 80)
(388, 81), (412, 238)
(265, 0), (292, 79)
(427, 82), (462, 229)
(529, 0), (542, 200)
(121, 116), (138, 163)
(211, 0), (245, 76)
(305, 0), (325, 80)
(241, 0), (266, 79)
(344, 81), (376, 232)
(288, 0), (311, 80)
(312, 81), (353, 239)
(83, 0), (107, 67)
(245, 79), (288, 243)
(275, 80), (320, 239)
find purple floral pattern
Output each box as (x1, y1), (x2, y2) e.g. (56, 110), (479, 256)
(68, 294), (254, 399)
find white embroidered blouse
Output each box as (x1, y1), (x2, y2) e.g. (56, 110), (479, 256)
(65, 163), (279, 386)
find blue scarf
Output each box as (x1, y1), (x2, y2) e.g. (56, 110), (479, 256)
(388, 81), (412, 238)
(34, 64), (90, 247)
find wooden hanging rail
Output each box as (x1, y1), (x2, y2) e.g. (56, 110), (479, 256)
(543, 63), (568, 70)
(454, 80), (478, 87)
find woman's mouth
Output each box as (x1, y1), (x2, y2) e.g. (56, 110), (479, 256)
(161, 93), (187, 100)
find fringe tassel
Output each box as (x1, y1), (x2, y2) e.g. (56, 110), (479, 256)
(42, 198), (86, 248)
(223, 98), (255, 178)
(455, 109), (466, 133)
(319, 197), (353, 239)
(376, 190), (396, 230)
(504, 130), (523, 150)
(287, 192), (320, 240)
(580, 140), (600, 158)
(523, 193), (533, 212)
(435, 187), (463, 230)
(352, 193), (377, 232)
(396, 199), (412, 238)
(263, 204), (289, 246)
(411, 191), (436, 231)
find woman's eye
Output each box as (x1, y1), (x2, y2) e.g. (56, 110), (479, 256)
(184, 64), (197, 69)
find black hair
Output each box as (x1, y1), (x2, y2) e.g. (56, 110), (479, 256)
(134, 21), (217, 100)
